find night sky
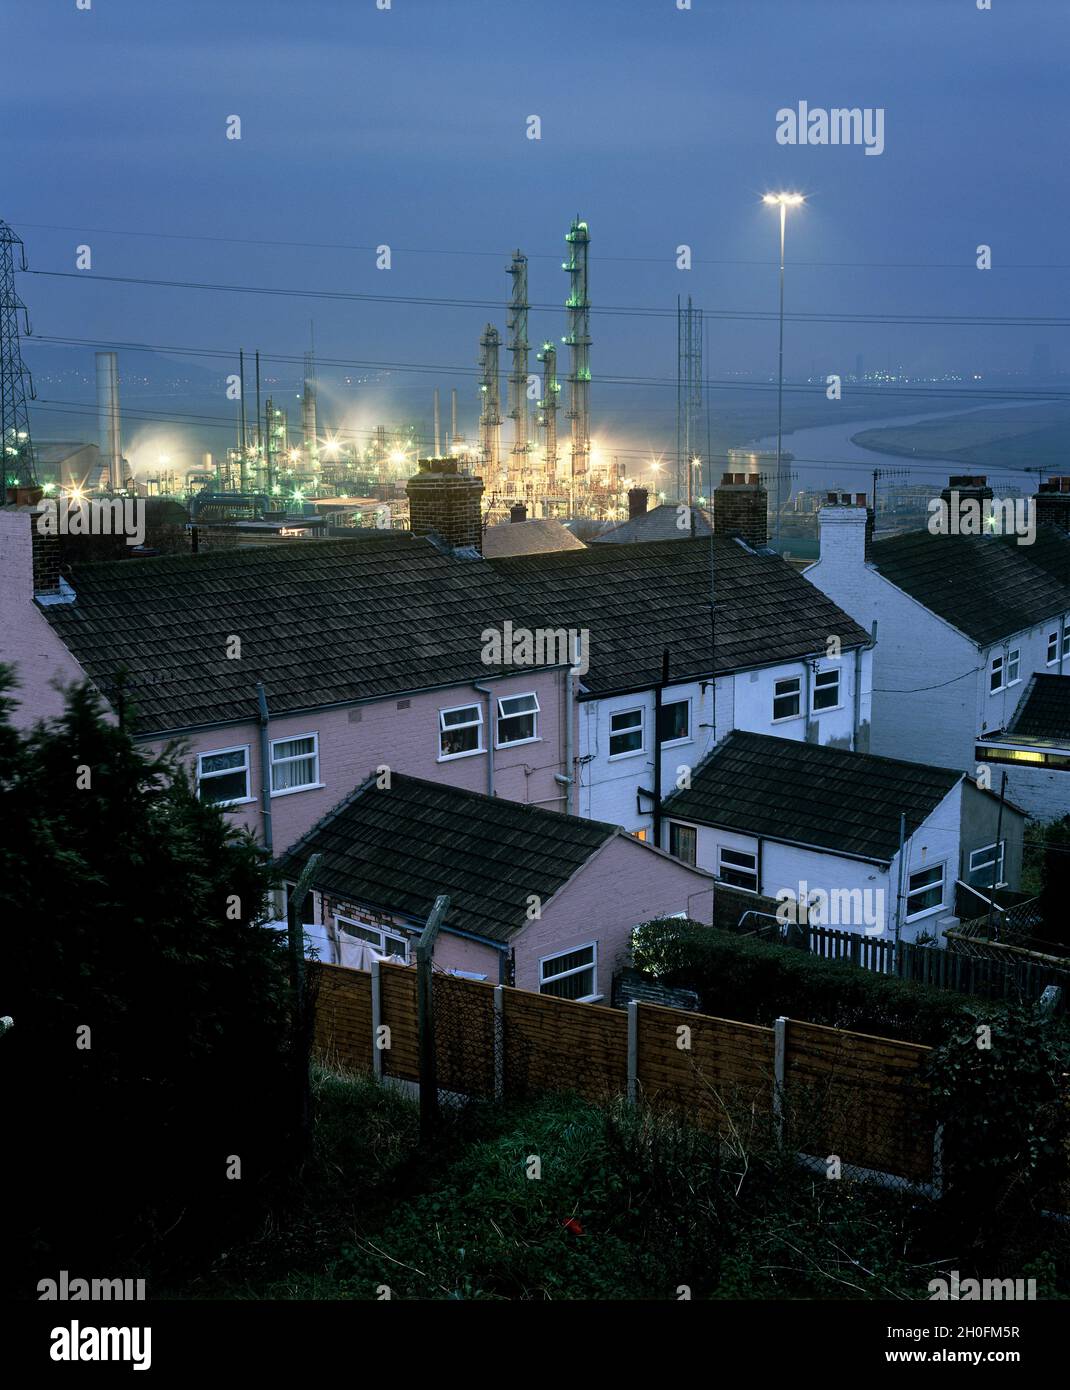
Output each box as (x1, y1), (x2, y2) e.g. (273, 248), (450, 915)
(5, 0), (1069, 464)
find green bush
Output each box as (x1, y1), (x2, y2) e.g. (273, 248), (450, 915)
(632, 918), (973, 1045)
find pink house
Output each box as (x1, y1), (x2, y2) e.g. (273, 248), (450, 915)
(277, 773), (716, 995)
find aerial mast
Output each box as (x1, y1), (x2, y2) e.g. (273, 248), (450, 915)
(0, 220), (38, 501)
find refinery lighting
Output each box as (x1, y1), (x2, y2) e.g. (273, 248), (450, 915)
(763, 191), (805, 545)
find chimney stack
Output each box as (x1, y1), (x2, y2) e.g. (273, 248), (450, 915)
(95, 351), (124, 490)
(627, 487), (648, 520)
(940, 475), (993, 509)
(406, 456), (485, 553)
(713, 472), (768, 547)
(30, 504), (62, 597)
(818, 493), (873, 567)
(509, 503), (527, 524)
(1035, 476), (1070, 533)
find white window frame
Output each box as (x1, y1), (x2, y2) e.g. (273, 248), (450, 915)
(1062, 621), (1070, 661)
(717, 845), (759, 893)
(772, 675), (802, 723)
(1006, 648), (1021, 686)
(1047, 630), (1060, 665)
(668, 821), (698, 865)
(659, 696), (692, 747)
(269, 731), (321, 796)
(439, 702), (484, 760)
(495, 691), (540, 748)
(196, 744), (252, 807)
(608, 706), (645, 759)
(812, 667), (841, 712)
(905, 862), (946, 922)
(968, 841), (1006, 890)
(538, 941), (599, 1003)
(989, 654), (1005, 693)
(335, 915), (410, 962)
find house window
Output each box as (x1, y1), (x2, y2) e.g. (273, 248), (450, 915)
(718, 846), (758, 892)
(609, 707), (644, 757)
(632, 828), (649, 842)
(1047, 631), (1060, 665)
(336, 916), (409, 961)
(440, 703), (483, 758)
(539, 942), (597, 1001)
(497, 692), (539, 746)
(197, 746), (250, 805)
(284, 881), (317, 926)
(773, 676), (801, 721)
(659, 698), (690, 744)
(270, 733), (319, 793)
(1063, 623), (1070, 660)
(1007, 649), (1020, 685)
(668, 822), (697, 865)
(906, 863), (944, 920)
(967, 841), (1006, 890)
(989, 655), (1004, 693)
(812, 668), (841, 711)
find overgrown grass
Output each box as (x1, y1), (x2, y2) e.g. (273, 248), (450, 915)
(170, 1066), (1068, 1301)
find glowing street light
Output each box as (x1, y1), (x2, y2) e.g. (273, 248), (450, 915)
(762, 192), (805, 545)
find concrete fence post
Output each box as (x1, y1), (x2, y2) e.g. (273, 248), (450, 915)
(774, 1015), (788, 1143)
(371, 958), (383, 1079)
(931, 1121), (944, 1200)
(627, 1001), (639, 1104)
(493, 985), (505, 1101)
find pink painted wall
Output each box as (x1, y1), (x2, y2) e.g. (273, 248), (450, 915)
(512, 833), (716, 1000)
(149, 666), (572, 854)
(0, 509), (93, 729)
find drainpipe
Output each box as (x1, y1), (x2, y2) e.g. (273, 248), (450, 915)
(893, 811), (907, 949)
(256, 680), (273, 856)
(853, 644), (863, 751)
(473, 681), (496, 797)
(553, 654), (575, 814)
(652, 649), (669, 847)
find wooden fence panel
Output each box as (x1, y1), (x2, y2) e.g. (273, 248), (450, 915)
(503, 988), (628, 1102)
(433, 972), (498, 1098)
(379, 961), (420, 1082)
(784, 1019), (933, 1182)
(309, 962), (373, 1074)
(636, 1004), (775, 1132)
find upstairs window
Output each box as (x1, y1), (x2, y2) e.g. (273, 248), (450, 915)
(1007, 649), (1021, 685)
(668, 822), (697, 865)
(990, 655), (1005, 693)
(609, 708), (644, 758)
(967, 841), (1006, 890)
(659, 698), (691, 744)
(1063, 624), (1070, 660)
(718, 846), (758, 892)
(773, 676), (801, 721)
(270, 733), (319, 793)
(440, 704), (483, 758)
(197, 746), (250, 806)
(1047, 631), (1060, 665)
(812, 668), (841, 711)
(497, 692), (539, 746)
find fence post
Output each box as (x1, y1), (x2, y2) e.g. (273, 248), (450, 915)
(627, 1001), (639, 1104)
(774, 1015), (788, 1143)
(493, 985), (505, 1101)
(371, 958), (383, 1080)
(931, 1121), (944, 1200)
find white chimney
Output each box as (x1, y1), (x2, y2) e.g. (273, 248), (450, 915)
(95, 351), (123, 490)
(817, 503), (870, 573)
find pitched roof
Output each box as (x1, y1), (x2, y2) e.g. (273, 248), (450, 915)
(481, 517), (586, 558)
(489, 537), (871, 696)
(276, 773), (619, 943)
(591, 504), (713, 545)
(44, 534), (557, 735)
(869, 527), (1070, 646)
(662, 730), (963, 862)
(1003, 673), (1070, 745)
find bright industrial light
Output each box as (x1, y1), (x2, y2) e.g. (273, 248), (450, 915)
(389, 449), (407, 465)
(763, 192), (805, 206)
(288, 448), (300, 464)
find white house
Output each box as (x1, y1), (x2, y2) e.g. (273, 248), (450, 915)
(805, 490), (1070, 789)
(660, 730), (1027, 943)
(976, 673), (1070, 823)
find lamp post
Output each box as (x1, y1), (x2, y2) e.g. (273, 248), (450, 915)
(762, 193), (805, 547)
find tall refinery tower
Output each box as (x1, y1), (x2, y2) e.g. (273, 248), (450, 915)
(0, 220), (38, 500)
(302, 348), (319, 473)
(562, 217), (591, 483)
(506, 251), (530, 484)
(478, 324), (502, 475)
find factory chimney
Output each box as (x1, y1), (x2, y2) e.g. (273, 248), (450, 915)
(302, 349), (318, 471)
(95, 351), (124, 490)
(406, 456), (485, 554)
(433, 387), (441, 457)
(451, 388), (461, 450)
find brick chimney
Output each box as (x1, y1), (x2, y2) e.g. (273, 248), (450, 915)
(627, 487), (648, 520)
(1035, 476), (1070, 533)
(713, 473), (768, 547)
(509, 502), (527, 524)
(941, 475), (993, 509)
(406, 456), (485, 554)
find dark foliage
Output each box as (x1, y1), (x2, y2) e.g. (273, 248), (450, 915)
(0, 670), (293, 1294)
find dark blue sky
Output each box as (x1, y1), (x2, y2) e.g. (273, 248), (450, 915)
(5, 0), (1069, 459)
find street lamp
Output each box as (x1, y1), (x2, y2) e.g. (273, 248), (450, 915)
(762, 192), (805, 546)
